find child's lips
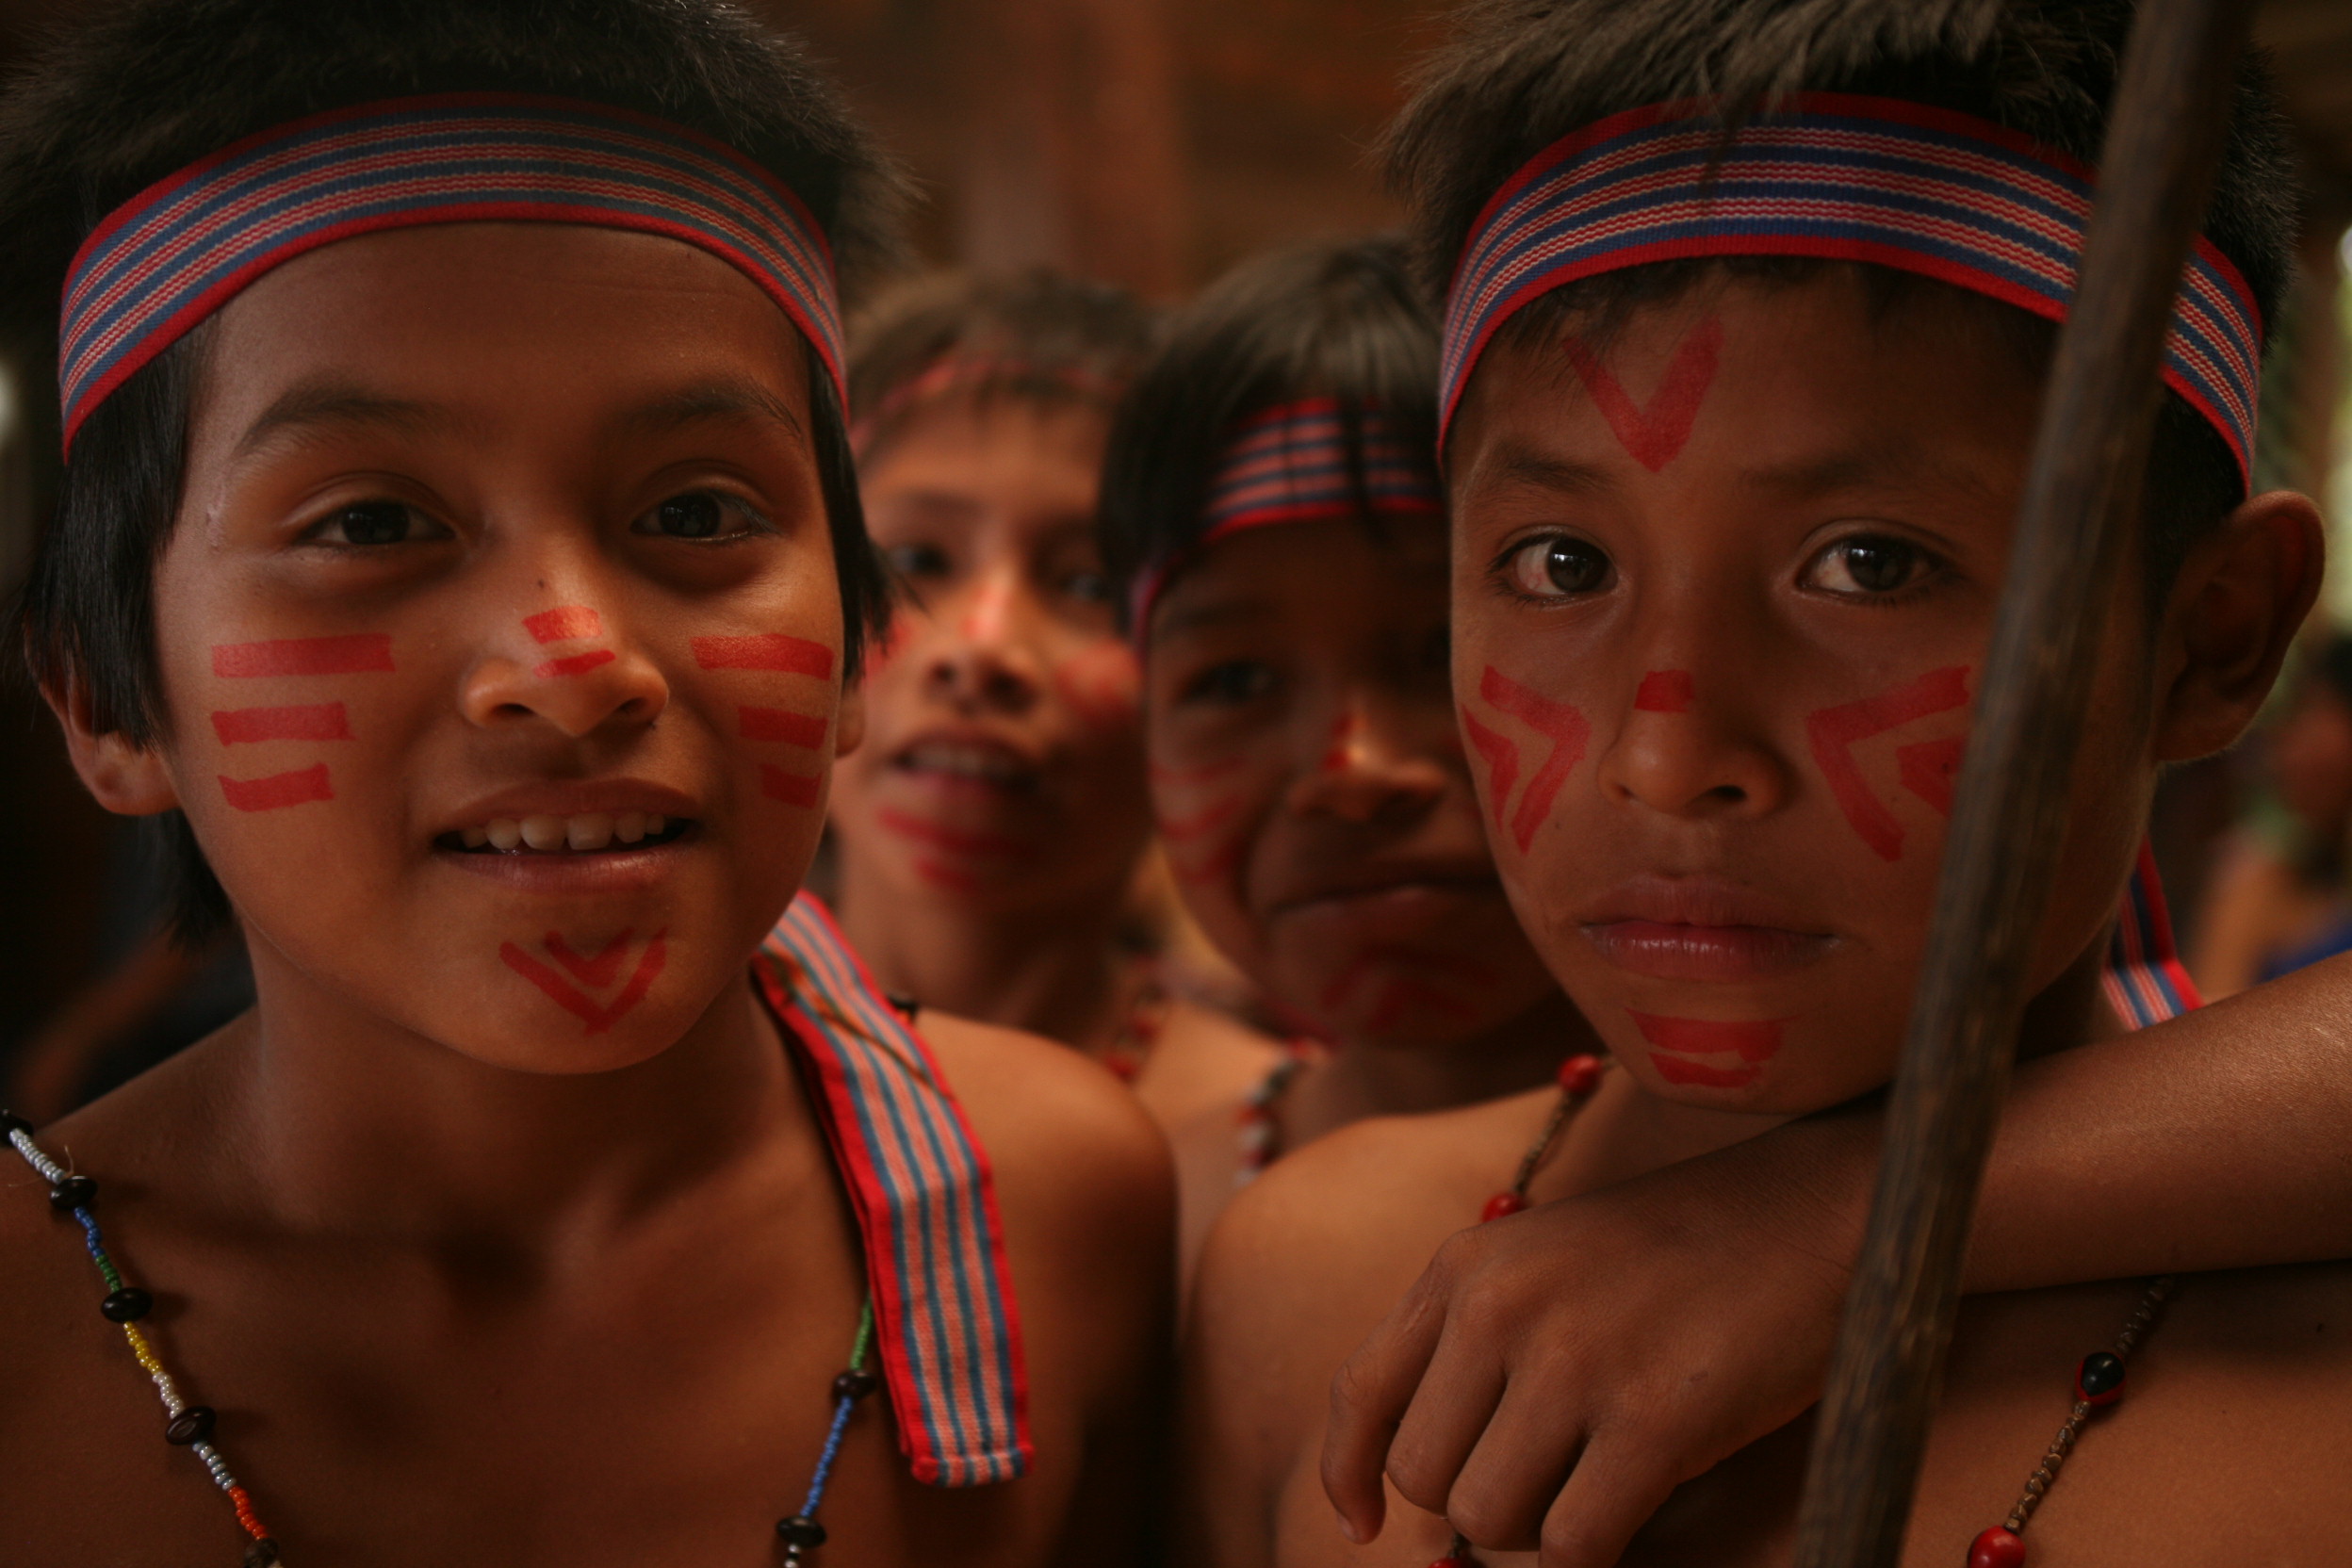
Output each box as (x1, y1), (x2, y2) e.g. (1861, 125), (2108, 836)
(1581, 919), (1838, 983)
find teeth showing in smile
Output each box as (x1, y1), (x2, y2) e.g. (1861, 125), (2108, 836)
(449, 811), (675, 854)
(900, 742), (1033, 788)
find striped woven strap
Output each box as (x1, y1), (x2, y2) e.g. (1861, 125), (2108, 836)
(2105, 842), (2203, 1028)
(1132, 398), (1443, 631)
(752, 891), (1032, 1487)
(59, 91), (845, 452)
(1440, 92), (2261, 484)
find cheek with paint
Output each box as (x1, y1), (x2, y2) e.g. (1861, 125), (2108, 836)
(1318, 947), (1496, 1036)
(208, 634), (394, 813)
(1461, 665), (1592, 855)
(499, 928), (668, 1034)
(692, 633), (837, 809)
(1150, 756), (1254, 889)
(1805, 667), (1972, 861)
(1629, 1011), (1789, 1090)
(1562, 314), (1723, 472)
(525, 604), (616, 679)
(1052, 641), (1142, 733)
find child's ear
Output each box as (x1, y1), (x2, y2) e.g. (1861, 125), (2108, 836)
(2151, 488), (2327, 762)
(834, 679), (865, 760)
(42, 671), (183, 816)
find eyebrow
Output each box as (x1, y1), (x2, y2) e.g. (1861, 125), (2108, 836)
(234, 382), (454, 460)
(612, 378), (808, 444)
(1149, 596), (1275, 649)
(1470, 443), (1618, 498)
(1739, 448), (2013, 513)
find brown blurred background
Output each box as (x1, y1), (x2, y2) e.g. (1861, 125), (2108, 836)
(3, 0), (2352, 1080)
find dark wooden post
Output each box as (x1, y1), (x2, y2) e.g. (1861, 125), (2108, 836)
(1789, 0), (2257, 1561)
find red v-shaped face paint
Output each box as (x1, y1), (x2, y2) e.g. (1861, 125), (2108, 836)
(1561, 315), (1723, 472)
(500, 929), (668, 1034)
(1464, 666), (1591, 853)
(1805, 667), (1972, 860)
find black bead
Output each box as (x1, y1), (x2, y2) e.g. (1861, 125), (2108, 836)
(776, 1514), (828, 1548)
(165, 1406), (217, 1446)
(886, 992), (921, 1021)
(101, 1287), (153, 1323)
(243, 1539), (282, 1568)
(48, 1175), (96, 1212)
(0, 1110), (31, 1137)
(2077, 1350), (2126, 1399)
(832, 1369), (880, 1404)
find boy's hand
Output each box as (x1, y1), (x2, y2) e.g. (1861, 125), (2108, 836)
(1321, 1117), (1871, 1567)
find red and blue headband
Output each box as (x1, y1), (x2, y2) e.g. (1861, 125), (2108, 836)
(1438, 92), (2262, 484)
(1131, 398), (1445, 632)
(59, 91), (846, 452)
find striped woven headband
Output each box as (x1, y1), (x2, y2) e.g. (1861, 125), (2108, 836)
(1439, 92), (2262, 485)
(59, 91), (845, 452)
(1132, 398), (1443, 632)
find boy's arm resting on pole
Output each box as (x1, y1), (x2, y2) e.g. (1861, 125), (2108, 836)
(1321, 956), (2352, 1565)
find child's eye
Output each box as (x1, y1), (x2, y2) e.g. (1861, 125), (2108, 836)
(634, 491), (768, 541)
(303, 500), (448, 547)
(1061, 568), (1110, 606)
(1503, 534), (1614, 598)
(1803, 535), (1939, 597)
(1178, 659), (1277, 707)
(884, 542), (953, 580)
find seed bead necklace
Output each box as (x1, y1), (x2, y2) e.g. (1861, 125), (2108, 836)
(4, 1109), (880, 1565)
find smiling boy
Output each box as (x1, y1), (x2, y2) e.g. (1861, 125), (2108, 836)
(1186, 2), (2352, 1565)
(0, 3), (1169, 1564)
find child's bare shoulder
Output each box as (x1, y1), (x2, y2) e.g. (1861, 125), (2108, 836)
(1132, 997), (1282, 1132)
(923, 1010), (1171, 1206)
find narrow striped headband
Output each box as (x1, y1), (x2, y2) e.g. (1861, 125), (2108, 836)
(1132, 399), (1443, 633)
(59, 91), (845, 453)
(1439, 92), (2262, 485)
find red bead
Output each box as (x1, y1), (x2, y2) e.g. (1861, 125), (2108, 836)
(1968, 1526), (2026, 1568)
(1557, 1054), (1604, 1096)
(1480, 1191), (1527, 1223)
(1427, 1559), (1475, 1568)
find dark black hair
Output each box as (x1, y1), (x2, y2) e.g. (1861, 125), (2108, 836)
(1099, 236), (1443, 628)
(1384, 0), (2300, 589)
(848, 268), (1158, 465)
(2, 0), (909, 942)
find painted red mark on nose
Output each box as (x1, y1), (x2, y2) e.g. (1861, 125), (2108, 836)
(545, 929), (632, 989)
(1805, 666), (1971, 860)
(741, 707), (826, 747)
(210, 703), (351, 745)
(1896, 736), (1967, 816)
(212, 634), (393, 678)
(760, 766), (824, 808)
(499, 930), (668, 1034)
(1635, 670), (1694, 713)
(875, 805), (1022, 857)
(692, 634), (836, 678)
(535, 649), (617, 679)
(219, 764), (334, 811)
(1054, 643), (1141, 729)
(524, 606), (602, 644)
(1561, 315), (1724, 472)
(1473, 666), (1592, 854)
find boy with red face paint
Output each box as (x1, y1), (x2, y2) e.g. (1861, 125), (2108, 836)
(828, 270), (1282, 1117)
(0, 3), (1170, 1563)
(1100, 237), (1603, 1276)
(1190, 4), (2352, 1566)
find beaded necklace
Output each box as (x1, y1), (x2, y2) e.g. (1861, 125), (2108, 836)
(1233, 1039), (1325, 1183)
(3, 1110), (880, 1565)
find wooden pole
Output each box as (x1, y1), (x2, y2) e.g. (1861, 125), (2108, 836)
(1788, 1), (2257, 1561)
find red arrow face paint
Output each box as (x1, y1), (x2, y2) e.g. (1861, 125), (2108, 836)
(499, 929), (667, 1034)
(1805, 666), (1972, 860)
(1896, 735), (1967, 816)
(1561, 314), (1723, 472)
(692, 633), (835, 678)
(212, 634), (394, 678)
(1634, 670), (1695, 713)
(210, 703), (351, 745)
(219, 763), (335, 812)
(1467, 666), (1592, 853)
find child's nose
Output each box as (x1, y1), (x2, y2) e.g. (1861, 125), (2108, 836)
(1600, 665), (1790, 820)
(1286, 692), (1448, 825)
(460, 600), (669, 738)
(917, 568), (1046, 713)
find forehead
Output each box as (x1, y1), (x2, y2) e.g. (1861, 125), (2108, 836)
(1152, 513), (1448, 640)
(859, 396), (1110, 503)
(1450, 270), (2044, 510)
(193, 221), (813, 449)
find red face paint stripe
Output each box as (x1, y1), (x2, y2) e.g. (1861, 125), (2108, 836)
(1462, 710), (1522, 839)
(536, 649), (617, 679)
(1651, 1054), (1759, 1088)
(1634, 670), (1695, 713)
(693, 633), (836, 678)
(545, 929), (632, 988)
(498, 931), (667, 1035)
(1628, 1011), (1789, 1062)
(1805, 665), (1971, 861)
(1897, 735), (1967, 816)
(209, 702), (351, 745)
(524, 605), (602, 643)
(1560, 314), (1723, 472)
(219, 764), (334, 811)
(875, 805), (1022, 857)
(1479, 666), (1592, 854)
(740, 707), (827, 747)
(212, 634), (393, 678)
(1156, 795), (1241, 844)
(760, 765), (824, 808)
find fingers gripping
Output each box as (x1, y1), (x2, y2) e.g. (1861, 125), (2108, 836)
(1323, 1265), (1454, 1542)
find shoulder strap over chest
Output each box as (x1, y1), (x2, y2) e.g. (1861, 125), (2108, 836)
(752, 891), (1033, 1487)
